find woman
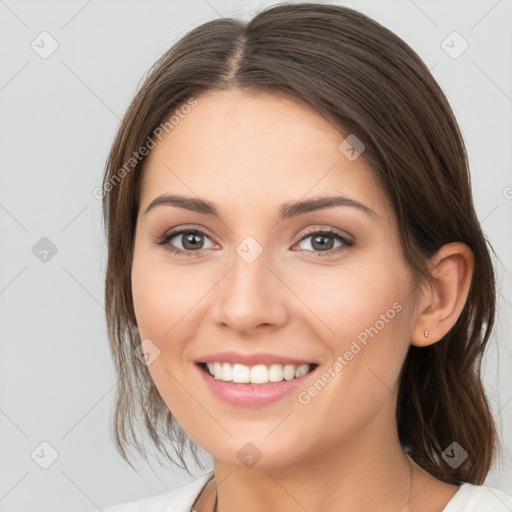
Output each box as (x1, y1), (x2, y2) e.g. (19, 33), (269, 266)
(101, 2), (512, 511)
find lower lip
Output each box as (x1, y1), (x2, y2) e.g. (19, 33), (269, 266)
(195, 363), (318, 407)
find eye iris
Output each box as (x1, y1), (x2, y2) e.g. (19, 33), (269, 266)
(182, 232), (203, 250)
(312, 234), (334, 251)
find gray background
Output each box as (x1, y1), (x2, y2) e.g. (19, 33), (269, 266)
(0, 0), (511, 510)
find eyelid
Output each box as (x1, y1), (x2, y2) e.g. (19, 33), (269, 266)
(157, 224), (217, 243)
(295, 226), (354, 244)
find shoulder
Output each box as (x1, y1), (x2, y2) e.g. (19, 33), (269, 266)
(103, 470), (214, 512)
(443, 482), (512, 512)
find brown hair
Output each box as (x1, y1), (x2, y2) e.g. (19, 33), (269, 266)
(102, 2), (499, 483)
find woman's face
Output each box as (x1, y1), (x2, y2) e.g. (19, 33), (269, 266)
(131, 89), (420, 469)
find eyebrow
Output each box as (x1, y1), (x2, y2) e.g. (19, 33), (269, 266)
(144, 194), (379, 219)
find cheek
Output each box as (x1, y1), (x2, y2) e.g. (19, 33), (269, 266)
(291, 257), (413, 387)
(131, 249), (198, 413)
(295, 270), (412, 433)
(294, 258), (411, 337)
(130, 245), (218, 406)
(131, 245), (206, 341)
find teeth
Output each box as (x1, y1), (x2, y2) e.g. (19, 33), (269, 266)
(204, 362), (312, 384)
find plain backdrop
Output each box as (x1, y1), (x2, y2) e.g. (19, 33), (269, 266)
(0, 0), (511, 510)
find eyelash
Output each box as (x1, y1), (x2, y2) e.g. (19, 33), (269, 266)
(154, 226), (354, 258)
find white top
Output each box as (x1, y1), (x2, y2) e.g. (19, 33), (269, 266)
(103, 469), (512, 512)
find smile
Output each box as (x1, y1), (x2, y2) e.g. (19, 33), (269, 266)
(195, 362), (320, 407)
(199, 361), (317, 384)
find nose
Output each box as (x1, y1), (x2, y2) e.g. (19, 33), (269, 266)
(210, 242), (290, 335)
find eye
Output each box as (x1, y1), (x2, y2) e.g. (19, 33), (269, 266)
(155, 226), (354, 258)
(294, 228), (354, 257)
(155, 227), (216, 256)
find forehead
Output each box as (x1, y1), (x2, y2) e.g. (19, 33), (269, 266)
(139, 89), (392, 222)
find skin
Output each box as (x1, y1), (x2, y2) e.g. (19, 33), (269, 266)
(131, 89), (473, 512)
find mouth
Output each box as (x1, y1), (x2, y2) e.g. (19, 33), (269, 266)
(195, 360), (320, 407)
(195, 361), (319, 385)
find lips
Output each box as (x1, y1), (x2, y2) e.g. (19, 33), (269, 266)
(195, 351), (318, 367)
(195, 358), (320, 407)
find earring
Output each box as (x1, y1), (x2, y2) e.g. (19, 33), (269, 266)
(424, 329), (429, 338)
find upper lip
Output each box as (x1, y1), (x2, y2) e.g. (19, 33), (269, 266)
(195, 351), (318, 367)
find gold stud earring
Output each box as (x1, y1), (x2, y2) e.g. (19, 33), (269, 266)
(424, 329), (429, 338)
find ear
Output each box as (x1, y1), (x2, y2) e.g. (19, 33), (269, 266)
(411, 242), (474, 347)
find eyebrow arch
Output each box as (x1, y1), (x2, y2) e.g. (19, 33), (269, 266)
(144, 194), (379, 219)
